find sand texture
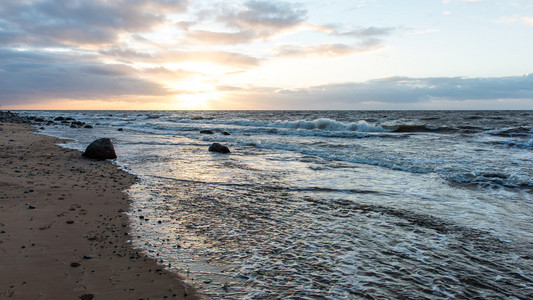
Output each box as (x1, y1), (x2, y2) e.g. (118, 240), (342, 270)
(0, 122), (198, 299)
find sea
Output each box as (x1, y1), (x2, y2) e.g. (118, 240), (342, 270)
(20, 110), (533, 299)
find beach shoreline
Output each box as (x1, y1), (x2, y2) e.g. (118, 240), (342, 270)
(0, 116), (198, 299)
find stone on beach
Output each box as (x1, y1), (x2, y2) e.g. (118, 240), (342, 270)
(82, 138), (117, 159)
(208, 143), (230, 154)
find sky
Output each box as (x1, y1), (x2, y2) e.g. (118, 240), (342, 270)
(1, 0), (533, 110)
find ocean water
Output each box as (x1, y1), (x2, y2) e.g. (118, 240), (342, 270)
(22, 110), (532, 299)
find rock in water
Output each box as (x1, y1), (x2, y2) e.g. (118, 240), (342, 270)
(200, 130), (214, 134)
(208, 143), (230, 154)
(82, 138), (117, 159)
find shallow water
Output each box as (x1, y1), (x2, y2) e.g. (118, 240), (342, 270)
(24, 110), (533, 299)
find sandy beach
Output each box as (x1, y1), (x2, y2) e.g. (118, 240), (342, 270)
(0, 119), (198, 299)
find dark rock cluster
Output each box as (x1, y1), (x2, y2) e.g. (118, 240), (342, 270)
(9, 112), (96, 129)
(0, 111), (28, 123)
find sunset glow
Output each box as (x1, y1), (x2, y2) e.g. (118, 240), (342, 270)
(1, 0), (532, 110)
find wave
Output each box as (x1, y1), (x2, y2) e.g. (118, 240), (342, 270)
(487, 126), (533, 138)
(383, 124), (458, 133)
(444, 172), (533, 189)
(183, 118), (465, 135)
(487, 140), (533, 150)
(229, 118), (387, 133)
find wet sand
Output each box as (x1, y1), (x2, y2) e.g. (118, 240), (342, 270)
(0, 121), (198, 299)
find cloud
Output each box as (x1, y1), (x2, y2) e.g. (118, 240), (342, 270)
(183, 1), (394, 50)
(296, 23), (394, 56)
(0, 0), (188, 47)
(163, 51), (260, 68)
(274, 40), (382, 58)
(497, 15), (533, 27)
(311, 24), (394, 38)
(220, 0), (307, 32)
(99, 46), (260, 68)
(307, 75), (533, 103)
(0, 49), (170, 105)
(182, 29), (256, 45)
(182, 0), (307, 44)
(98, 47), (156, 64)
(523, 17), (533, 26)
(215, 75), (533, 109)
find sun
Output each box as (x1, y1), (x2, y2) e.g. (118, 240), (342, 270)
(174, 92), (219, 110)
(167, 79), (220, 110)
(158, 62), (230, 110)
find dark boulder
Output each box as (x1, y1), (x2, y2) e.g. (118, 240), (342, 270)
(208, 143), (230, 154)
(54, 116), (65, 121)
(222, 131), (231, 136)
(82, 138), (117, 159)
(200, 130), (214, 134)
(84, 124), (94, 129)
(118, 128), (124, 131)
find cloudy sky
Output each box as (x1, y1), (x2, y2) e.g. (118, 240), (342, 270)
(1, 0), (532, 110)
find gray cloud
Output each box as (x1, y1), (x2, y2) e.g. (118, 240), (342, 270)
(180, 2), (394, 58)
(183, 0), (307, 44)
(100, 46), (260, 68)
(98, 47), (157, 64)
(294, 76), (533, 103)
(290, 24), (394, 57)
(312, 23), (395, 38)
(216, 75), (533, 109)
(340, 26), (395, 38)
(275, 39), (382, 57)
(220, 0), (307, 30)
(0, 0), (188, 47)
(0, 49), (170, 105)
